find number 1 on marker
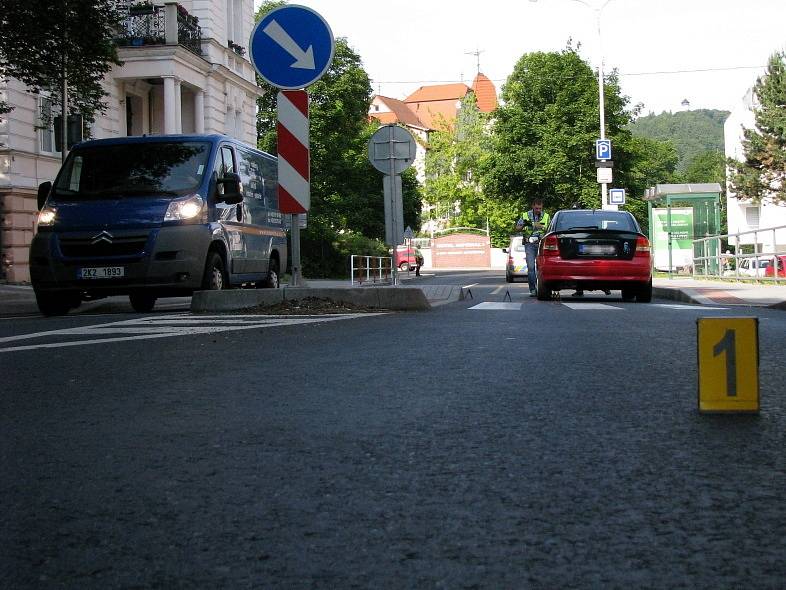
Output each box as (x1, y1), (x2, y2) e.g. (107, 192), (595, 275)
(712, 328), (737, 397)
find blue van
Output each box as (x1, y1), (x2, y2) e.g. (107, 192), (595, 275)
(30, 134), (287, 315)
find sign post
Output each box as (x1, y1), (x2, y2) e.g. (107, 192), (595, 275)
(595, 139), (615, 211)
(368, 124), (417, 285)
(249, 5), (334, 287)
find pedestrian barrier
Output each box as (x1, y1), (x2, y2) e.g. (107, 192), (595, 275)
(693, 224), (786, 282)
(350, 255), (393, 286)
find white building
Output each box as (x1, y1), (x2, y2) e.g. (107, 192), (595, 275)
(0, 0), (262, 284)
(724, 87), (786, 252)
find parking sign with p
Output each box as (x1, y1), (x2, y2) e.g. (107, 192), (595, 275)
(595, 139), (612, 161)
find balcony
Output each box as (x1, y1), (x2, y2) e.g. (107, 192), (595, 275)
(115, 2), (202, 57)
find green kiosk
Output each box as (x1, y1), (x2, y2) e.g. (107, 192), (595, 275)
(643, 183), (723, 278)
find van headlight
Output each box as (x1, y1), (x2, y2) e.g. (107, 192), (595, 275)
(38, 208), (57, 226)
(164, 195), (204, 222)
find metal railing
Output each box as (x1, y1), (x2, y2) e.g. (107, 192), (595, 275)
(176, 7), (202, 55)
(115, 3), (202, 56)
(692, 224), (786, 282)
(350, 256), (393, 286)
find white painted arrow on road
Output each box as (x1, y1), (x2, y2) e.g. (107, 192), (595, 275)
(262, 19), (315, 70)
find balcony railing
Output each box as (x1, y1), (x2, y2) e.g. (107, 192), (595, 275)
(115, 2), (202, 56)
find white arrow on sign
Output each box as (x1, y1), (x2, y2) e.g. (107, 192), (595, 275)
(262, 20), (315, 70)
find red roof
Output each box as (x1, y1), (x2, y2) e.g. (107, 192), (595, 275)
(471, 73), (498, 112)
(369, 96), (427, 128)
(404, 83), (471, 103)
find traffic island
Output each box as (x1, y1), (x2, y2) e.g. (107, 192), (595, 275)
(190, 286), (431, 313)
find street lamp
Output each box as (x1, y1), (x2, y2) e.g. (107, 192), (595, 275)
(529, 0), (617, 210)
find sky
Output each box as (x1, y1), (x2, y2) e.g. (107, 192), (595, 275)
(252, 0), (786, 116)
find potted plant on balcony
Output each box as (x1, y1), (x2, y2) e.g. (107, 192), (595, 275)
(228, 40), (246, 57)
(129, 1), (155, 15)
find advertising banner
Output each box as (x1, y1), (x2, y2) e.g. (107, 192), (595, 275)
(652, 207), (694, 271)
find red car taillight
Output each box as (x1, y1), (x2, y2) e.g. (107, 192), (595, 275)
(635, 236), (651, 257)
(543, 235), (559, 256)
(508, 255), (514, 265)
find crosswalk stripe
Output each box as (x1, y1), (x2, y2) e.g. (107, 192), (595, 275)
(469, 302), (522, 310)
(560, 303), (622, 310)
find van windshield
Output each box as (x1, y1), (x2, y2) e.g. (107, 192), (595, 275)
(53, 141), (211, 199)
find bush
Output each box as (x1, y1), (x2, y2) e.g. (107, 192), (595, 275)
(299, 225), (388, 279)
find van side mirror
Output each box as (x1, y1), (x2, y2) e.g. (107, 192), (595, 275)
(218, 172), (243, 205)
(37, 181), (52, 210)
(502, 248), (509, 254)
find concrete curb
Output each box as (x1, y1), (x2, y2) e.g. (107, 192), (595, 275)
(652, 286), (701, 305)
(190, 287), (431, 313)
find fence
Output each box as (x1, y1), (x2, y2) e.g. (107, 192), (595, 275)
(350, 255), (393, 286)
(692, 224), (786, 282)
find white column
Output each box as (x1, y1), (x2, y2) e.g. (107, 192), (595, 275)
(194, 89), (205, 134)
(226, 0), (234, 43)
(118, 81), (127, 136)
(174, 79), (182, 133)
(142, 92), (150, 134)
(163, 76), (176, 134)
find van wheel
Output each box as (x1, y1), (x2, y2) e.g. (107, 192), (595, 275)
(129, 293), (157, 313)
(399, 262), (410, 272)
(202, 251), (227, 290)
(259, 258), (280, 288)
(35, 290), (75, 316)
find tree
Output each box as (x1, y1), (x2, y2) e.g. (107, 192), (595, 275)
(481, 45), (648, 233)
(630, 109), (729, 173)
(423, 94), (493, 234)
(0, 0), (121, 125)
(728, 52), (786, 205)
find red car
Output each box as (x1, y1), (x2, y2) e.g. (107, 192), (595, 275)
(394, 247), (421, 271)
(765, 255), (786, 278)
(535, 209), (652, 302)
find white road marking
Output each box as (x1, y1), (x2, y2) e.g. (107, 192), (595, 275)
(0, 313), (383, 353)
(561, 303), (622, 310)
(490, 285), (506, 295)
(469, 302), (522, 310)
(462, 283), (478, 289)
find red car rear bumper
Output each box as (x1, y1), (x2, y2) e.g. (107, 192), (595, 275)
(537, 256), (652, 284)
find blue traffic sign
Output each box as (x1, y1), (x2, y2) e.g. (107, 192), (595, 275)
(595, 139), (612, 160)
(609, 188), (626, 205)
(249, 5), (335, 90)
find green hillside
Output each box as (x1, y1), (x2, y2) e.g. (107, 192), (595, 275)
(629, 109), (729, 173)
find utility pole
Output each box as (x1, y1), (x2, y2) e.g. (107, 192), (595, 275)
(61, 0), (69, 163)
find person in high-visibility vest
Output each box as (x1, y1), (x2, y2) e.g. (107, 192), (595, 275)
(515, 198), (551, 296)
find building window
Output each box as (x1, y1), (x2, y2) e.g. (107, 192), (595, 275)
(745, 205), (760, 228)
(39, 97), (57, 154)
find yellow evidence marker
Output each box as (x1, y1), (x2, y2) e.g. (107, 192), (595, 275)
(697, 317), (759, 413)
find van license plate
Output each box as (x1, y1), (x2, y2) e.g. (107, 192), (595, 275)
(79, 266), (125, 279)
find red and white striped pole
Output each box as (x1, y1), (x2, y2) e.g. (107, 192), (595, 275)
(277, 90), (309, 286)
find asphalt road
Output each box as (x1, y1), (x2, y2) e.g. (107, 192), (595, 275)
(2, 271), (785, 588)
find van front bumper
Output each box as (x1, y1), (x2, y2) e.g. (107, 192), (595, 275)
(30, 225), (212, 296)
